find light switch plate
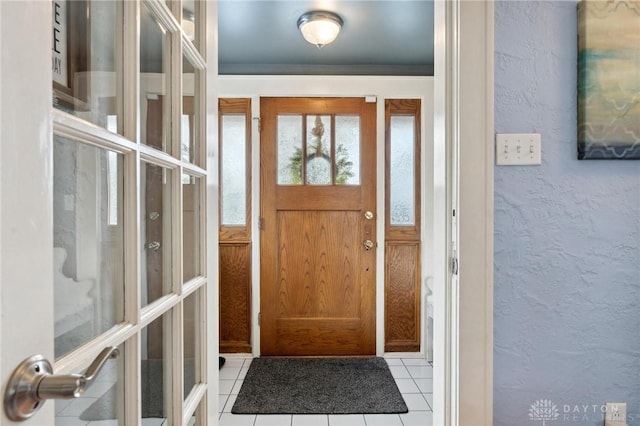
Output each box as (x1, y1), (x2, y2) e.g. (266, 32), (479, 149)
(496, 133), (541, 165)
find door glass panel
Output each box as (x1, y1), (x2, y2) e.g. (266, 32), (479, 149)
(141, 3), (171, 152)
(55, 343), (124, 425)
(184, 290), (199, 399)
(183, 0), (199, 48)
(183, 174), (201, 282)
(141, 163), (174, 307)
(182, 57), (197, 164)
(52, 0), (123, 133)
(389, 116), (416, 226)
(53, 135), (125, 358)
(277, 115), (303, 185)
(221, 115), (247, 225)
(335, 115), (360, 185)
(306, 115), (332, 185)
(142, 312), (173, 425)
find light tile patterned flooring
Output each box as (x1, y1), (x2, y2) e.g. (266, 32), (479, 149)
(219, 357), (433, 426)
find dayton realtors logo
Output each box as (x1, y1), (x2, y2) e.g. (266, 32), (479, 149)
(529, 399), (560, 425)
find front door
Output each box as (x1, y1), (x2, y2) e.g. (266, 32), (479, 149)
(0, 1), (212, 424)
(260, 97), (376, 356)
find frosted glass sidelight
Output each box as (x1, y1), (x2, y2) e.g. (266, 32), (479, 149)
(334, 115), (360, 185)
(277, 115), (303, 185)
(390, 116), (415, 226)
(221, 115), (246, 225)
(53, 136), (125, 358)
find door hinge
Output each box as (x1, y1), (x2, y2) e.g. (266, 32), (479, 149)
(258, 216), (264, 230)
(258, 312), (262, 325)
(451, 256), (459, 275)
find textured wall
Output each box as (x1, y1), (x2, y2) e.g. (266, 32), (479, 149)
(494, 2), (640, 425)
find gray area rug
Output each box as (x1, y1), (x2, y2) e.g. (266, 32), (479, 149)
(231, 357), (408, 414)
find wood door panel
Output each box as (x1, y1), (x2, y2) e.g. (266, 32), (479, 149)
(220, 243), (252, 353)
(385, 242), (420, 352)
(277, 211), (359, 318)
(276, 186), (361, 211)
(276, 318), (363, 355)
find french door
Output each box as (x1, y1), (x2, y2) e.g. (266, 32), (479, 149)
(0, 1), (213, 425)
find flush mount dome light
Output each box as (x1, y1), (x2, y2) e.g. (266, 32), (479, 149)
(297, 11), (343, 48)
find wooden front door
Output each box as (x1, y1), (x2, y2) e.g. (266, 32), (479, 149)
(260, 97), (376, 356)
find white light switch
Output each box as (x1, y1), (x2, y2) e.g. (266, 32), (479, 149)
(496, 133), (541, 165)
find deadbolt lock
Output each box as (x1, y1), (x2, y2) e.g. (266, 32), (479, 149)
(364, 211), (374, 220)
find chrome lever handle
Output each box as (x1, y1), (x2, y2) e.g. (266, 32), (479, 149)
(4, 346), (119, 421)
(38, 346), (119, 399)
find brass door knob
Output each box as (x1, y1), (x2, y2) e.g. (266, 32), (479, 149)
(363, 240), (374, 250)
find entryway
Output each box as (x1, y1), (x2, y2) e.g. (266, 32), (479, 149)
(218, 77), (434, 359)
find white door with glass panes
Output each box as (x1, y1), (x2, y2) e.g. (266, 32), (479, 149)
(0, 0), (215, 425)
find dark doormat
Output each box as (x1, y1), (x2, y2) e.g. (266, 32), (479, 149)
(231, 357), (408, 415)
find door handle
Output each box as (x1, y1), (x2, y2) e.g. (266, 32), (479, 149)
(4, 346), (119, 421)
(363, 239), (374, 251)
(147, 241), (161, 251)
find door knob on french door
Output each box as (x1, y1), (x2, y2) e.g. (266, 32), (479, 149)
(4, 346), (119, 421)
(363, 239), (374, 250)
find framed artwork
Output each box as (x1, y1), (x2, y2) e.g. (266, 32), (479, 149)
(578, 0), (640, 159)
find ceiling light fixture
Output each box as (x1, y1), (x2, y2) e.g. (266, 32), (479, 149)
(297, 11), (343, 48)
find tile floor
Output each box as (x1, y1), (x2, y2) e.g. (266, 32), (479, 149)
(219, 357), (433, 426)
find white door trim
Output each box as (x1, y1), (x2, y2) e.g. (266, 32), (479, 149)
(205, 0), (221, 423)
(433, 0), (495, 424)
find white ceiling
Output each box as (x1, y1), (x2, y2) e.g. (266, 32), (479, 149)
(218, 0), (434, 76)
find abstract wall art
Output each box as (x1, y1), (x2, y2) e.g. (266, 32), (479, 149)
(578, 0), (640, 159)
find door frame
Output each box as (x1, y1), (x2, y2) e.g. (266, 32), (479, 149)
(218, 76), (435, 361)
(216, 0), (495, 422)
(432, 1), (495, 425)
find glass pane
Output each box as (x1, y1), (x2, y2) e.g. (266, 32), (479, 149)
(183, 174), (201, 282)
(141, 163), (173, 307)
(55, 343), (124, 425)
(277, 115), (303, 185)
(182, 57), (198, 164)
(221, 115), (247, 225)
(390, 116), (416, 226)
(306, 115), (332, 185)
(142, 312), (173, 425)
(183, 0), (199, 49)
(183, 291), (198, 399)
(335, 115), (360, 185)
(140, 3), (171, 152)
(53, 135), (125, 358)
(52, 0), (123, 133)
